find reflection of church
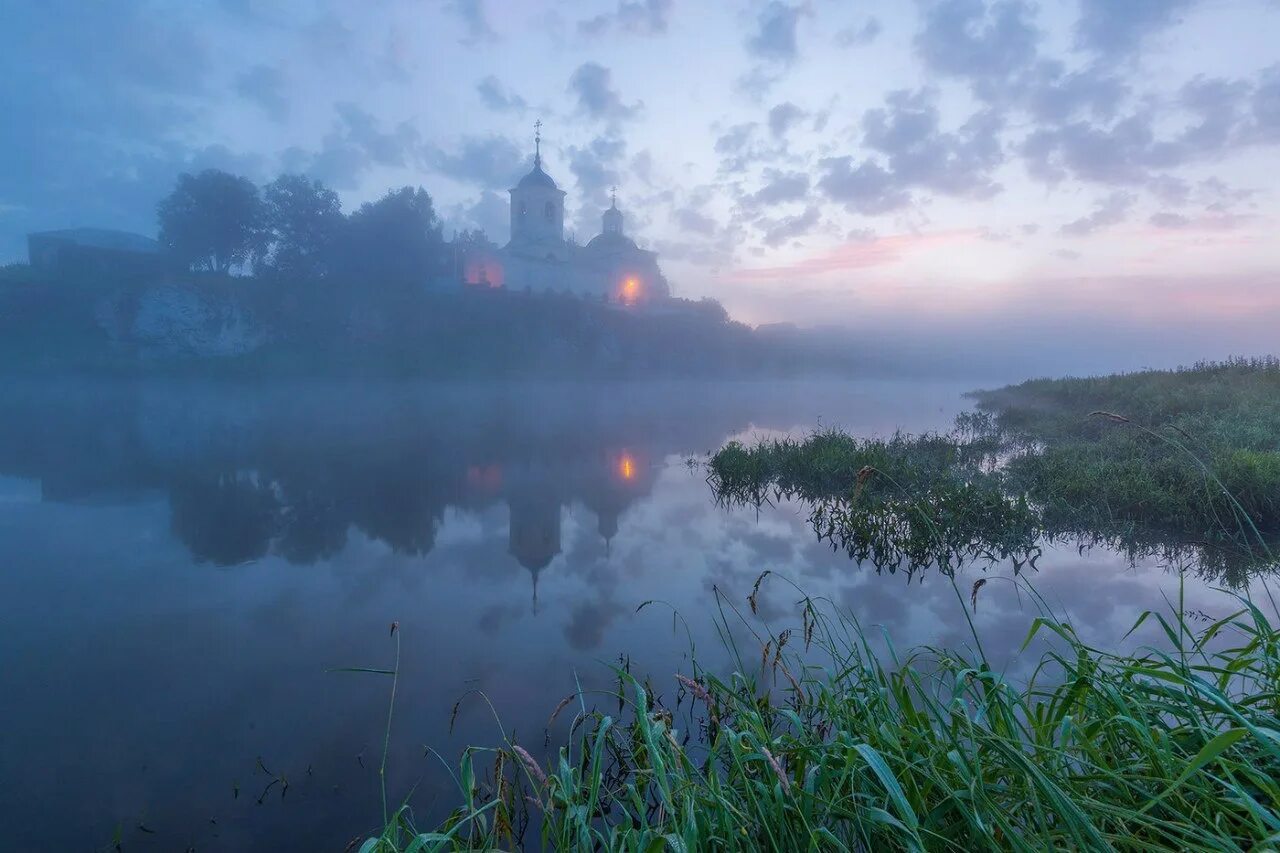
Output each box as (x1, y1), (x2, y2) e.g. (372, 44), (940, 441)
(453, 123), (671, 304)
(507, 484), (562, 613)
(504, 448), (650, 611)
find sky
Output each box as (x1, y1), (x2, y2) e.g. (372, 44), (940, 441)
(3, 0), (1280, 370)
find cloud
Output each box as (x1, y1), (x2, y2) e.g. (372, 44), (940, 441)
(735, 65), (787, 101)
(819, 89), (1004, 214)
(1018, 60), (1128, 123)
(446, 189), (510, 242)
(476, 75), (527, 113)
(1148, 209), (1255, 231)
(630, 150), (654, 184)
(0, 3), (220, 254)
(835, 17), (882, 47)
(1060, 190), (1135, 236)
(1018, 71), (1262, 191)
(748, 169), (810, 206)
(290, 104), (423, 189)
(767, 101), (807, 137)
(723, 229), (978, 280)
(1073, 0), (1198, 58)
(1149, 211), (1191, 229)
(302, 13), (357, 60)
(568, 63), (642, 122)
(818, 159), (910, 215)
(425, 134), (523, 188)
(566, 135), (627, 208)
(914, 0), (1039, 91)
(746, 2), (806, 63)
(761, 205), (822, 247)
(676, 206), (719, 236)
(235, 64), (290, 118)
(714, 121), (785, 173)
(446, 0), (498, 44)
(1245, 63), (1280, 143)
(578, 0), (672, 36)
(333, 103), (419, 168)
(913, 0), (1128, 125)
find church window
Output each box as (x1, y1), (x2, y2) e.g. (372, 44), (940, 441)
(519, 201), (527, 218)
(544, 201), (556, 221)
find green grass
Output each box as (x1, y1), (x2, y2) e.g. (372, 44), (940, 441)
(708, 358), (1280, 584)
(351, 573), (1280, 851)
(342, 359), (1280, 850)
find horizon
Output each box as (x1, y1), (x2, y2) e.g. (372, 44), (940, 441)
(3, 0), (1279, 373)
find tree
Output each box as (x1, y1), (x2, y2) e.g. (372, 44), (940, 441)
(259, 174), (344, 280)
(339, 186), (444, 289)
(158, 169), (264, 274)
(454, 228), (494, 250)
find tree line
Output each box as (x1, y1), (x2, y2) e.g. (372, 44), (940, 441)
(157, 168), (490, 286)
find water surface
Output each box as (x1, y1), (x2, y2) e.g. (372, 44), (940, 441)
(0, 379), (1266, 850)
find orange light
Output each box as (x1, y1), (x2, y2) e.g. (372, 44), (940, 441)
(618, 453), (636, 480)
(621, 277), (640, 304)
(466, 463), (503, 492)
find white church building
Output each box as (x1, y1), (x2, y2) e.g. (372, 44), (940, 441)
(450, 125), (671, 305)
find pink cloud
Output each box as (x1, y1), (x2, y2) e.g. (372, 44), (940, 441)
(718, 229), (980, 282)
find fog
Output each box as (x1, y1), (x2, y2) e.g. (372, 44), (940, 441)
(4, 2), (1279, 382)
(4, 1), (1280, 848)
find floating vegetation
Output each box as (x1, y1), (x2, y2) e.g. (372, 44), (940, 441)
(709, 358), (1280, 583)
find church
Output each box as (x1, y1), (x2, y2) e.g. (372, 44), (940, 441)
(451, 124), (671, 304)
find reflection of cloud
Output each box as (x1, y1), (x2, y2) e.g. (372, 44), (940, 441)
(564, 599), (624, 650)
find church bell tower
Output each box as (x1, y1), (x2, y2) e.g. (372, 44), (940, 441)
(509, 120), (566, 251)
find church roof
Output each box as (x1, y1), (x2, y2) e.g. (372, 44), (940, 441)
(585, 231), (639, 253)
(517, 162), (559, 190)
(30, 228), (160, 254)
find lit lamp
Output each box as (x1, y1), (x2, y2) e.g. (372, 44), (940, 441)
(621, 277), (640, 305)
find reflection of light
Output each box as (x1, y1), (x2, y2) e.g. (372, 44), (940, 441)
(621, 277), (640, 305)
(466, 463), (503, 492)
(618, 453), (636, 480)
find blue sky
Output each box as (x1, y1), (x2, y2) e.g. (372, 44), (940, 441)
(3, 0), (1279, 358)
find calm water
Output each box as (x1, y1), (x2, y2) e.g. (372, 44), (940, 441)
(0, 379), (1268, 851)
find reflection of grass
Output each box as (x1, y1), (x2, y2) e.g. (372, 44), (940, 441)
(356, 575), (1280, 851)
(708, 358), (1280, 584)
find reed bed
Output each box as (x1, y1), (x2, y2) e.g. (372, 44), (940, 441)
(349, 572), (1280, 852)
(707, 359), (1280, 584)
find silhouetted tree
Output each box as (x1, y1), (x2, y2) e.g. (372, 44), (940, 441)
(158, 169), (265, 274)
(454, 228), (494, 250)
(169, 473), (280, 565)
(259, 174), (344, 280)
(339, 186), (444, 289)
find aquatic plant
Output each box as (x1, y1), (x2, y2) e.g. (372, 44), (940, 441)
(353, 573), (1280, 851)
(708, 359), (1280, 583)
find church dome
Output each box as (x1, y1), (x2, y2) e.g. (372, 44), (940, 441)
(518, 162), (559, 190)
(585, 231), (638, 252)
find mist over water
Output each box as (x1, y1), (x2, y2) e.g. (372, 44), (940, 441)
(0, 378), (1261, 850)
(5, 0), (1280, 847)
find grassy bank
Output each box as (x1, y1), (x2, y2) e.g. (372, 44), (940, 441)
(709, 358), (1280, 583)
(356, 576), (1280, 851)
(344, 360), (1280, 850)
